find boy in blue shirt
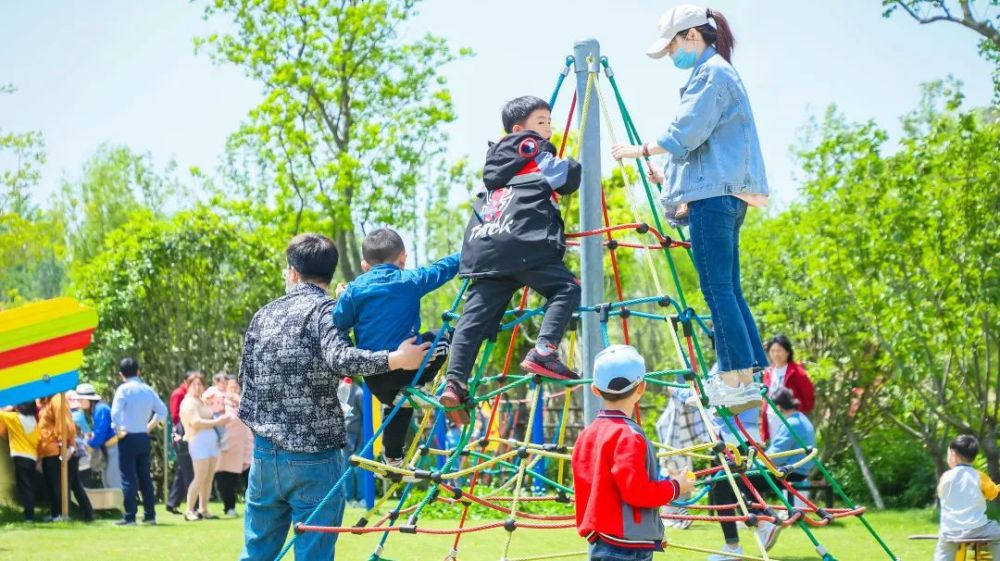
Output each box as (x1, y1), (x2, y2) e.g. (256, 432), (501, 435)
(333, 228), (458, 468)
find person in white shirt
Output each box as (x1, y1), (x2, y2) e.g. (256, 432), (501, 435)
(935, 435), (1000, 561)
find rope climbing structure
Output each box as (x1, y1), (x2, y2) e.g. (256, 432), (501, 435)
(273, 40), (902, 561)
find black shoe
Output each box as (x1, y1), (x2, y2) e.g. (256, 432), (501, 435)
(142, 518), (157, 525)
(166, 505), (182, 515)
(114, 519), (137, 527)
(521, 349), (579, 380)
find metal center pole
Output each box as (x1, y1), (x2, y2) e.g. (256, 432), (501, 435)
(574, 39), (603, 426)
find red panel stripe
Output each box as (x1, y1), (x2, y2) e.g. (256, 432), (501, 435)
(0, 330), (95, 370)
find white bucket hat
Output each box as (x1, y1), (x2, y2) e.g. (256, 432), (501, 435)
(646, 4), (709, 59)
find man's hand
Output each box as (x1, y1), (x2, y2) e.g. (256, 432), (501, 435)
(388, 336), (431, 371)
(335, 283), (348, 298)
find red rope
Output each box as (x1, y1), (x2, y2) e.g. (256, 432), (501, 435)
(600, 188), (630, 344)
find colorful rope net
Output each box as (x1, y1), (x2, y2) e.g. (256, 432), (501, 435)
(275, 55), (901, 561)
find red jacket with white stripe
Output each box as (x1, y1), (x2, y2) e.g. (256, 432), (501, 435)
(572, 410), (680, 550)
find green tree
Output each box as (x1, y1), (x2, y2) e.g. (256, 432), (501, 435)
(198, 0), (469, 279)
(742, 80), (1000, 487)
(72, 207), (286, 396)
(0, 85), (65, 306)
(58, 144), (183, 265)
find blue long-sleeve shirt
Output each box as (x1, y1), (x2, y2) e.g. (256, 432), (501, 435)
(333, 253), (460, 352)
(111, 378), (167, 435)
(765, 410), (816, 475)
(88, 402), (115, 448)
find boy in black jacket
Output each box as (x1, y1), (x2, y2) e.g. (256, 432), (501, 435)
(440, 96), (582, 425)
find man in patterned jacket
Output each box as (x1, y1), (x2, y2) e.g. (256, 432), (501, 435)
(238, 233), (429, 561)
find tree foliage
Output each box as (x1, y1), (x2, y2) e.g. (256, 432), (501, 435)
(72, 208), (286, 396)
(198, 0), (469, 279)
(742, 80), (1000, 486)
(0, 85), (64, 306)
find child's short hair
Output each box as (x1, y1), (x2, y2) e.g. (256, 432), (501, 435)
(597, 383), (641, 403)
(771, 387), (799, 411)
(362, 228), (406, 265)
(501, 96), (551, 133)
(950, 434), (979, 461)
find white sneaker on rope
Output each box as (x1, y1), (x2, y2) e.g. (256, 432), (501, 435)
(756, 520), (782, 551)
(706, 543), (743, 561)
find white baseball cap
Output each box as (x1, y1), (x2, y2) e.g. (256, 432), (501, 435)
(646, 4), (710, 59)
(592, 345), (646, 394)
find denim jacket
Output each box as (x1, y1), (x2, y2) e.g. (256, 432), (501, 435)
(656, 47), (768, 209)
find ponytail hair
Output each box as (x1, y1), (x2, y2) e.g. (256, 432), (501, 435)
(693, 9), (736, 63)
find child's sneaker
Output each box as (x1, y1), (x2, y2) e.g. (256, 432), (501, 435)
(521, 349), (580, 380)
(756, 519), (782, 551)
(706, 543), (743, 560)
(439, 382), (470, 425)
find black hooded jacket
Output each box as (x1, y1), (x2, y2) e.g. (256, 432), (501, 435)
(459, 130), (582, 278)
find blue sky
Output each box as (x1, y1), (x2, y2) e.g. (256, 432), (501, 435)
(1, 1), (994, 209)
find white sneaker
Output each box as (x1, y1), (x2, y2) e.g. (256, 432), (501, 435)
(756, 520), (782, 551)
(224, 508), (239, 518)
(706, 376), (761, 412)
(706, 544), (743, 561)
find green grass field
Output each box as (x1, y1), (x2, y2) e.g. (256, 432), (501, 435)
(0, 503), (940, 560)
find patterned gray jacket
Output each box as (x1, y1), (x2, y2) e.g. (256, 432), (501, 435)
(238, 282), (390, 453)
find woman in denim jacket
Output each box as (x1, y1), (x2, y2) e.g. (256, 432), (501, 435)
(612, 5), (769, 417)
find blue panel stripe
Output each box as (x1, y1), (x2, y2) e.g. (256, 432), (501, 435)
(0, 370), (79, 407)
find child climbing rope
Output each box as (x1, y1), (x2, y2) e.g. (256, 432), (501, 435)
(572, 345), (694, 560)
(441, 95), (582, 425)
(333, 228), (458, 469)
(611, 4), (769, 414)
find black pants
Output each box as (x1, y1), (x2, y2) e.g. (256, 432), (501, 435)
(447, 261), (580, 386)
(167, 442), (195, 509)
(711, 465), (806, 542)
(366, 331), (450, 459)
(215, 469), (249, 512)
(41, 455), (94, 521)
(13, 456), (37, 521)
(118, 433), (156, 523)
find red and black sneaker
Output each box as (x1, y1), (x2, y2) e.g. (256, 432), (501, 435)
(521, 349), (580, 381)
(439, 381), (470, 426)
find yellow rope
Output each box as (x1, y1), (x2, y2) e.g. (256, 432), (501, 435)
(501, 383), (544, 558)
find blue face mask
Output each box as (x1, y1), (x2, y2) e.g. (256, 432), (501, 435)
(671, 47), (698, 69)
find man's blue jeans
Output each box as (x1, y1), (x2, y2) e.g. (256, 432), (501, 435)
(688, 196), (768, 372)
(240, 435), (346, 561)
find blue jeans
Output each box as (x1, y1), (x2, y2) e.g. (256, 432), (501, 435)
(118, 433), (156, 522)
(688, 196), (768, 372)
(240, 435), (347, 561)
(589, 541), (654, 561)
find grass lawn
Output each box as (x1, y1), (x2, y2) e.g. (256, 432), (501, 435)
(0, 502), (940, 560)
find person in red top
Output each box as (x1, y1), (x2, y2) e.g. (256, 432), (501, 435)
(572, 345), (695, 560)
(761, 335), (814, 441)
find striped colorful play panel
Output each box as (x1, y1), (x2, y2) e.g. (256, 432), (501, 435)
(0, 298), (98, 407)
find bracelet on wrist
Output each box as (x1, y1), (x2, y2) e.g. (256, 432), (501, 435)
(641, 142), (651, 158)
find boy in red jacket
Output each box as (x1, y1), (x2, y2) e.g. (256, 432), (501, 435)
(572, 345), (695, 560)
